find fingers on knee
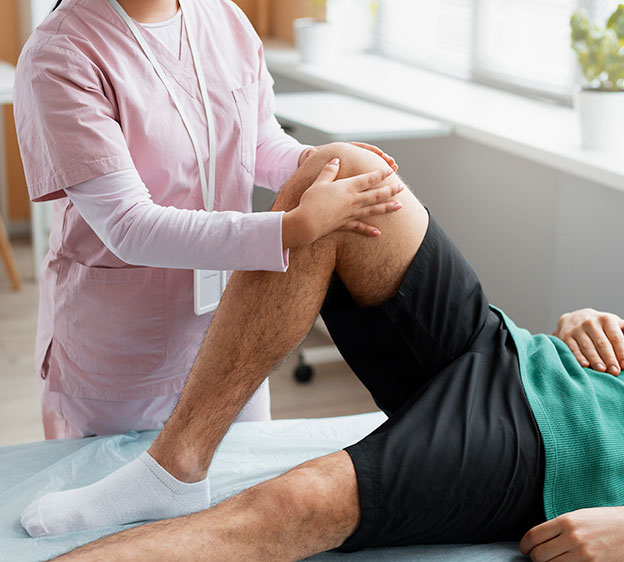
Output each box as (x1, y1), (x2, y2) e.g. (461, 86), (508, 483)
(318, 142), (388, 176)
(307, 142), (369, 165)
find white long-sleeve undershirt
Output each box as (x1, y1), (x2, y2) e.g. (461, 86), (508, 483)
(65, 167), (291, 272)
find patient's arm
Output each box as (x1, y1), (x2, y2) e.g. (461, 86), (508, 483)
(521, 506), (624, 562)
(554, 309), (624, 375)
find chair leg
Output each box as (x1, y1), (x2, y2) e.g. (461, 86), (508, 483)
(0, 214), (22, 291)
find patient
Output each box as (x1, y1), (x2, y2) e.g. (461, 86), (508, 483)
(24, 144), (624, 561)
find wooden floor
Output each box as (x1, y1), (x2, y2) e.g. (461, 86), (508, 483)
(0, 238), (377, 447)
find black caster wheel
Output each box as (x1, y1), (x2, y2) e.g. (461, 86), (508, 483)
(294, 364), (314, 383)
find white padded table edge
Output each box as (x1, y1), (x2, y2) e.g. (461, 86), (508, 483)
(276, 92), (450, 142)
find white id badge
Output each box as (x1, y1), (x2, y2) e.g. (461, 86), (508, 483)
(194, 269), (226, 316)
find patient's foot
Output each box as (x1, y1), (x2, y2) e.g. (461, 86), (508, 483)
(20, 452), (210, 537)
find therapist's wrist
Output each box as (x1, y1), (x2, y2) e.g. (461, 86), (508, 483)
(282, 208), (315, 250)
(298, 147), (318, 168)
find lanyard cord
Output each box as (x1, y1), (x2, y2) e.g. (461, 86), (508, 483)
(180, 0), (217, 213)
(107, 0), (216, 212)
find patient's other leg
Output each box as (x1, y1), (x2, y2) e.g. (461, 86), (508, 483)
(22, 143), (428, 538)
(55, 451), (359, 561)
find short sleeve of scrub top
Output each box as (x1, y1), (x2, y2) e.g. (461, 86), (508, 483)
(14, 42), (135, 202)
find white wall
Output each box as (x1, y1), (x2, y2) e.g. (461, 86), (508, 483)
(271, 74), (624, 334)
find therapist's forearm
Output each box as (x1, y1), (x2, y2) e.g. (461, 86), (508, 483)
(66, 169), (288, 272)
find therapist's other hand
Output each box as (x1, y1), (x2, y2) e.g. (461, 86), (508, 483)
(349, 142), (398, 172)
(298, 147), (318, 167)
(520, 506), (624, 562)
(283, 158), (403, 249)
(554, 308), (624, 375)
(298, 143), (398, 172)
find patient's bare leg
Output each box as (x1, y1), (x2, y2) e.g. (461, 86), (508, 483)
(56, 143), (428, 560)
(149, 143), (428, 482)
(56, 452), (359, 561)
(26, 143), (428, 540)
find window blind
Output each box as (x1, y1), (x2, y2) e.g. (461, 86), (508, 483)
(376, 0), (474, 79)
(375, 0), (623, 100)
(474, 0), (575, 97)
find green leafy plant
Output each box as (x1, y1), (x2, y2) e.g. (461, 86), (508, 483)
(310, 0), (378, 23)
(571, 5), (624, 90)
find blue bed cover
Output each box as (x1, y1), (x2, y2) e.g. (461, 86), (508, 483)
(0, 412), (526, 561)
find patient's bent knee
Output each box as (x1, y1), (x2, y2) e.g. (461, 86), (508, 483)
(272, 141), (395, 213)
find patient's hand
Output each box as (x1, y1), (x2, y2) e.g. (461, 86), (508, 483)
(520, 506), (624, 562)
(554, 309), (624, 375)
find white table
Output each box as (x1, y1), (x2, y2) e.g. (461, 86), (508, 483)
(276, 91), (451, 145)
(275, 92), (450, 380)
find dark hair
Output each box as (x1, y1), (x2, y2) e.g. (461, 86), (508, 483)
(52, 1), (63, 10)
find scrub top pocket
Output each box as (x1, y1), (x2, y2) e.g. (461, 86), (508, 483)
(57, 262), (166, 377)
(232, 82), (260, 176)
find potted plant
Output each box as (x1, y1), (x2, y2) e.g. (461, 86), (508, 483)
(294, 0), (334, 65)
(294, 0), (378, 65)
(571, 6), (624, 152)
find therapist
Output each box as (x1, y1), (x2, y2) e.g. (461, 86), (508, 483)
(14, 0), (401, 439)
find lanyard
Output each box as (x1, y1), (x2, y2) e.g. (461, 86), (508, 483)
(107, 0), (217, 212)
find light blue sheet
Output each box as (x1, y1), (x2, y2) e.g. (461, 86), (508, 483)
(0, 412), (526, 561)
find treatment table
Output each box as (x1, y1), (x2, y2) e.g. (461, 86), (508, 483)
(0, 412), (527, 561)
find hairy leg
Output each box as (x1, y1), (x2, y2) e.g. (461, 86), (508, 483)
(55, 451), (358, 562)
(150, 142), (428, 481)
(23, 143), (429, 539)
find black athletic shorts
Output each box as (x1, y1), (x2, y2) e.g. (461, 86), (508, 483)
(320, 214), (545, 551)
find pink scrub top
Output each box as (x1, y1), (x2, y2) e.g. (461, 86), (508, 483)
(14, 0), (302, 402)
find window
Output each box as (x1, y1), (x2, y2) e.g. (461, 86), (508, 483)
(373, 0), (622, 101)
(31, 0), (57, 29)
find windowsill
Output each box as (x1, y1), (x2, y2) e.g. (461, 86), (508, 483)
(265, 41), (624, 194)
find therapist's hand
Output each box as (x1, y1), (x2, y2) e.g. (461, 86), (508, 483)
(554, 308), (624, 375)
(283, 158), (404, 249)
(520, 507), (624, 562)
(299, 143), (398, 172)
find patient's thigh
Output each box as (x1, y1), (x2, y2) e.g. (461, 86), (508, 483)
(340, 338), (544, 551)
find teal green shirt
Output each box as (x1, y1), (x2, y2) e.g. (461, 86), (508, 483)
(497, 308), (624, 520)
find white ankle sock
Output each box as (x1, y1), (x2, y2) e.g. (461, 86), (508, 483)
(21, 452), (210, 537)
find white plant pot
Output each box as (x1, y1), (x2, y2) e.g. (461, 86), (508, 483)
(294, 18), (336, 65)
(575, 88), (624, 153)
